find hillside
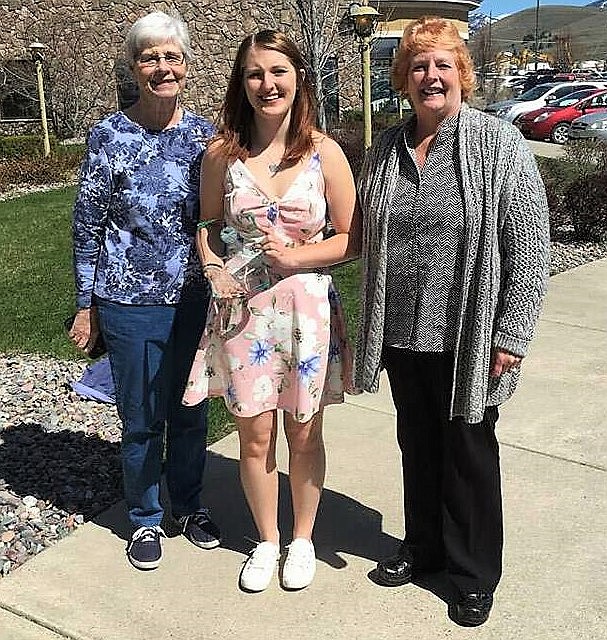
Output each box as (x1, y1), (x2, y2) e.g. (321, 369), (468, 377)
(471, 5), (607, 63)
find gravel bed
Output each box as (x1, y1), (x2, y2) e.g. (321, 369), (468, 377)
(550, 238), (607, 275)
(0, 210), (605, 577)
(0, 355), (122, 576)
(0, 181), (76, 202)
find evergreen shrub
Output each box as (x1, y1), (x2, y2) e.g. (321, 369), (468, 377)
(564, 170), (607, 241)
(0, 135), (58, 159)
(331, 122), (365, 179)
(0, 153), (81, 190)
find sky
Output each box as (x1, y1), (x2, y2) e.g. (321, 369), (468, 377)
(477, 0), (590, 17)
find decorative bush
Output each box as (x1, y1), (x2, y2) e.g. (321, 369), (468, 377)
(340, 109), (364, 123)
(564, 139), (607, 176)
(0, 152), (82, 191)
(564, 170), (607, 241)
(331, 123), (365, 180)
(536, 156), (581, 239)
(0, 135), (58, 159)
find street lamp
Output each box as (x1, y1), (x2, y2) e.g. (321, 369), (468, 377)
(348, 2), (380, 149)
(29, 41), (51, 157)
(533, 0), (540, 72)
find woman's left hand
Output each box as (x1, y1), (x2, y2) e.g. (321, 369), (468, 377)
(490, 348), (523, 377)
(260, 227), (298, 270)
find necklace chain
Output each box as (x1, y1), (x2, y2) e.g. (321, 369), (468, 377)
(250, 144), (284, 177)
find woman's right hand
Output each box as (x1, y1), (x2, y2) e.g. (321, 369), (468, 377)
(204, 266), (246, 299)
(68, 307), (101, 355)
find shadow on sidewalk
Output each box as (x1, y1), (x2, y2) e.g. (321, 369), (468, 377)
(0, 424), (398, 570)
(93, 451), (400, 570)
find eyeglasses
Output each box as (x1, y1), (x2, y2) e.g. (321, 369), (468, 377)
(137, 52), (185, 67)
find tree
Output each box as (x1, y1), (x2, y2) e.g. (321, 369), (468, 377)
(12, 10), (116, 139)
(554, 33), (573, 71)
(470, 24), (494, 93)
(0, 59), (38, 120)
(267, 0), (360, 130)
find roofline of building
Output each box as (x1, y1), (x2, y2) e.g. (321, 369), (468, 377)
(380, 1), (480, 8)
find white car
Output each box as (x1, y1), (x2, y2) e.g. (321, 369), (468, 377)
(485, 81), (607, 123)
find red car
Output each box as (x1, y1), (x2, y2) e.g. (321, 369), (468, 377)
(515, 88), (607, 144)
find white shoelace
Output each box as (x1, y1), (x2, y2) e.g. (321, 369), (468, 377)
(246, 541), (279, 569)
(129, 525), (166, 546)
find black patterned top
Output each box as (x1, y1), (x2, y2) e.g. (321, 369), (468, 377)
(384, 114), (464, 351)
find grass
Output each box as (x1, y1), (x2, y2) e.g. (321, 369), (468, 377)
(332, 259), (361, 345)
(0, 187), (361, 443)
(0, 187), (78, 357)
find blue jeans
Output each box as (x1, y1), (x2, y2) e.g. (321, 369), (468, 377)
(96, 286), (210, 529)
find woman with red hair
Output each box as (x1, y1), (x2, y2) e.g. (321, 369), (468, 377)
(356, 17), (550, 626)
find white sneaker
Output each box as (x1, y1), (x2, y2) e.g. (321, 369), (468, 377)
(281, 538), (316, 590)
(239, 541), (280, 592)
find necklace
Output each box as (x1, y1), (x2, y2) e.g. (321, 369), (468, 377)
(268, 161), (282, 176)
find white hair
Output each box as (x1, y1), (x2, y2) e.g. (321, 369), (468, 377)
(125, 11), (192, 65)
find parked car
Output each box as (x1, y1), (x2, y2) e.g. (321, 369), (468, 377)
(514, 89), (607, 144)
(515, 71), (577, 95)
(485, 81), (607, 123)
(510, 77), (528, 96)
(519, 72), (558, 94)
(569, 111), (607, 141)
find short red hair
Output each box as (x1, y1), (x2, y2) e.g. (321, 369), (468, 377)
(392, 16), (476, 101)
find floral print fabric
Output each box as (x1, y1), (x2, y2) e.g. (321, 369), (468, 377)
(72, 110), (214, 308)
(183, 153), (354, 422)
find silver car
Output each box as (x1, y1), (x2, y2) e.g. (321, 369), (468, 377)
(485, 81), (607, 123)
(569, 111), (607, 141)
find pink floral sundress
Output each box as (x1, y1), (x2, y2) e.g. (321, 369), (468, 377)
(182, 152), (354, 423)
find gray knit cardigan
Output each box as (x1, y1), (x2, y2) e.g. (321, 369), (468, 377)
(354, 104), (550, 423)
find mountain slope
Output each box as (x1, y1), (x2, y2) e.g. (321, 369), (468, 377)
(471, 6), (607, 62)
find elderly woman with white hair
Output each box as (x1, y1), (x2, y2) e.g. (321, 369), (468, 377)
(69, 11), (220, 570)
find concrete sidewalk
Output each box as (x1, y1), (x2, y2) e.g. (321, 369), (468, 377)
(1, 260), (605, 640)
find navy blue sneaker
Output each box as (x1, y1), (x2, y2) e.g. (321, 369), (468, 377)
(126, 525), (166, 570)
(178, 509), (221, 549)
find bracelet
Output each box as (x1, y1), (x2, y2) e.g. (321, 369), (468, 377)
(202, 262), (224, 271)
(197, 219), (220, 230)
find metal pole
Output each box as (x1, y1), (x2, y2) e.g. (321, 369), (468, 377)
(34, 58), (51, 157)
(362, 36), (372, 149)
(534, 0), (540, 72)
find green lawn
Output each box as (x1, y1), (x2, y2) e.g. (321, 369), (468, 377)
(0, 187), (361, 442)
(0, 187), (78, 357)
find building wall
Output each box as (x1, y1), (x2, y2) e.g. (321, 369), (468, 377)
(378, 0), (480, 39)
(0, 0), (305, 135)
(0, 0), (476, 137)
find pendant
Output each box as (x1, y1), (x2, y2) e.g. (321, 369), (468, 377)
(268, 162), (281, 176)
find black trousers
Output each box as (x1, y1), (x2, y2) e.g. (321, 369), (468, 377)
(383, 347), (503, 594)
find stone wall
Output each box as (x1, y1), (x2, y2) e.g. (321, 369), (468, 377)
(0, 118), (40, 136)
(0, 0), (362, 137)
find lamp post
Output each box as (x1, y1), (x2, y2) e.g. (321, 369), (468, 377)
(29, 41), (51, 157)
(534, 0), (540, 72)
(348, 2), (380, 149)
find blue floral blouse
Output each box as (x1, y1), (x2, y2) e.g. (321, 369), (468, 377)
(72, 109), (214, 308)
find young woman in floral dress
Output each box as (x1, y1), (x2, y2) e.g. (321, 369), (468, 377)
(183, 30), (360, 592)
